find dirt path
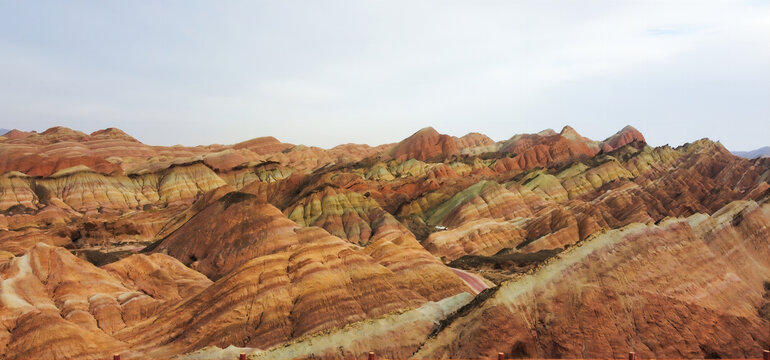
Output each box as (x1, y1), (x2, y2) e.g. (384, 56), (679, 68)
(450, 267), (490, 294)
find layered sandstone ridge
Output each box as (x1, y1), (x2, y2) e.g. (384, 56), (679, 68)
(1, 222), (472, 359)
(387, 127), (460, 161)
(183, 293), (474, 360)
(284, 186), (409, 246)
(0, 125), (660, 222)
(415, 200), (770, 359)
(0, 126), (387, 178)
(0, 162), (226, 214)
(127, 228), (471, 356)
(0, 243), (211, 360)
(419, 141), (767, 263)
(1, 124), (769, 360)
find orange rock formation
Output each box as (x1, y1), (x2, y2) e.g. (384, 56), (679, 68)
(1, 124), (768, 359)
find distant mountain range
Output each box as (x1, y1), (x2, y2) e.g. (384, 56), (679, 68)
(732, 146), (770, 159)
(0, 128), (9, 135)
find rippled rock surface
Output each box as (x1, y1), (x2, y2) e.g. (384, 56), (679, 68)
(1, 125), (768, 359)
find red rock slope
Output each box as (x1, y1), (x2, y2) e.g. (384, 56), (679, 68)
(387, 127), (460, 161)
(415, 200), (770, 359)
(0, 243), (211, 360)
(0, 124), (768, 360)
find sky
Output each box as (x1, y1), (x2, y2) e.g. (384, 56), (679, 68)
(0, 1), (768, 151)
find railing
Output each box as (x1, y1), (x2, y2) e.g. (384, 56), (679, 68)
(110, 349), (770, 360)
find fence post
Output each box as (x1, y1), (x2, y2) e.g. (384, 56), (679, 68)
(628, 351), (635, 360)
(240, 353), (246, 360)
(498, 352), (505, 360)
(368, 351), (375, 360)
(113, 355), (120, 360)
(762, 349), (769, 360)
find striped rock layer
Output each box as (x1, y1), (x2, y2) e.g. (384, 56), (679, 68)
(0, 124), (768, 359)
(415, 200), (770, 359)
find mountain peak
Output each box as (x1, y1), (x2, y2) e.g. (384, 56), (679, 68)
(388, 127), (458, 161)
(232, 136), (292, 154)
(559, 125), (582, 140)
(90, 128), (139, 142)
(601, 125), (646, 152)
(537, 128), (557, 136)
(414, 127), (439, 136)
(455, 132), (495, 150)
(1, 129), (35, 140)
(621, 125), (638, 132)
(41, 126), (87, 137)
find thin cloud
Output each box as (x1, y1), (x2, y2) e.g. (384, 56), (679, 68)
(0, 1), (767, 150)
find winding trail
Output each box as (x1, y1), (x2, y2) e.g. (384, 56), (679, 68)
(450, 267), (490, 294)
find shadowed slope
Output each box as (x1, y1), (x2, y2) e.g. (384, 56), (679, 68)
(152, 193), (301, 279)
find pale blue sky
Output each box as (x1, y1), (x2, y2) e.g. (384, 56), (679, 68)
(1, 1), (768, 150)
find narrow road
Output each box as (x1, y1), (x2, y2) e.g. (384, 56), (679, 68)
(450, 267), (490, 294)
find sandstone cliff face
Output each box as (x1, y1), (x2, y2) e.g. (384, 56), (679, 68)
(0, 162), (227, 215)
(0, 173), (37, 211)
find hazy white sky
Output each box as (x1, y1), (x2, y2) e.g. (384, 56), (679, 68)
(1, 1), (768, 150)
